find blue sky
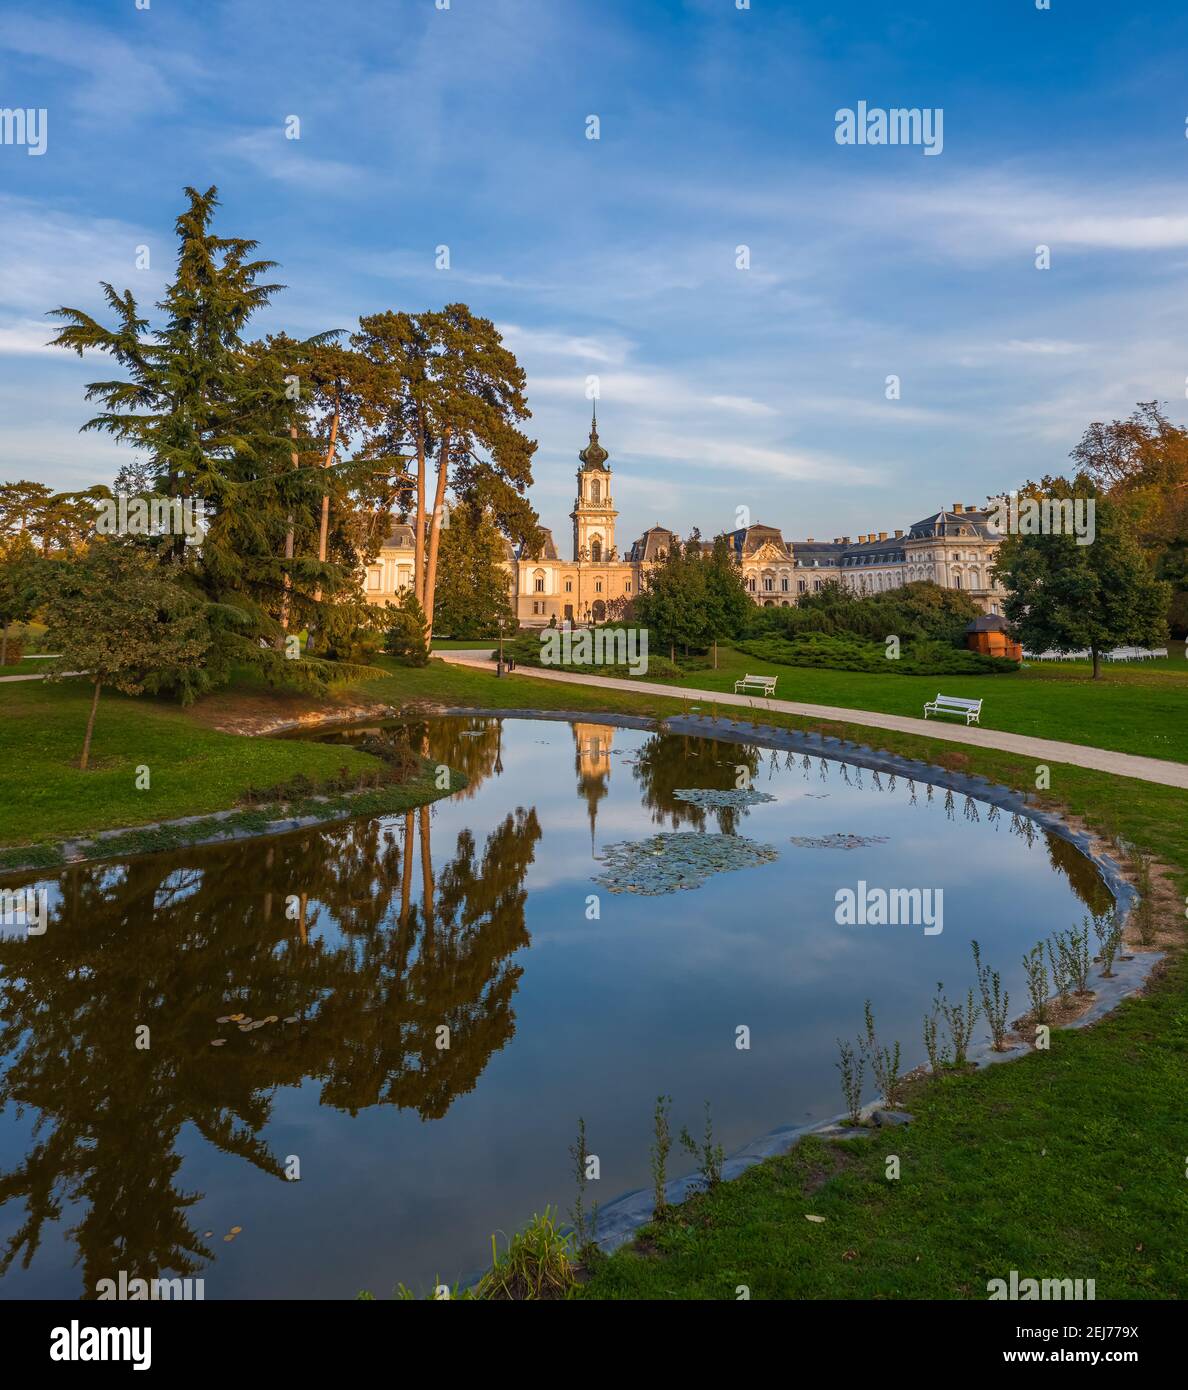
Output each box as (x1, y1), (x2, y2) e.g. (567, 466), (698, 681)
(4, 0), (1188, 546)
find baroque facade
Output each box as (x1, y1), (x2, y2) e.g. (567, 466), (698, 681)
(364, 413), (1006, 625)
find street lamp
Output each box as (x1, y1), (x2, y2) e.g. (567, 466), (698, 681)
(496, 617), (506, 677)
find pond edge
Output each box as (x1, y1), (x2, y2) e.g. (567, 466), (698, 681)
(440, 705), (1162, 1257)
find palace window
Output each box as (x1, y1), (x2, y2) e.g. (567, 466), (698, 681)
(564, 577), (573, 592)
(625, 580), (631, 593)
(781, 576), (789, 591)
(813, 579), (823, 591)
(590, 479), (601, 503)
(798, 579), (806, 593)
(763, 576), (773, 591)
(595, 579), (603, 593)
(591, 538), (602, 562)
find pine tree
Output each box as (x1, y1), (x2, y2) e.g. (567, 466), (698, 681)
(47, 186), (328, 697)
(431, 504), (516, 638)
(352, 305), (539, 642)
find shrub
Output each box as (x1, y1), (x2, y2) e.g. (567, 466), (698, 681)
(736, 632), (1016, 676)
(383, 590), (429, 666)
(651, 1094), (673, 1222)
(679, 1101), (725, 1190)
(835, 1037), (865, 1122)
(860, 999), (904, 1106)
(971, 940), (1011, 1051)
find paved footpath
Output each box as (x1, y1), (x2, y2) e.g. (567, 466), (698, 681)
(438, 652), (1188, 791)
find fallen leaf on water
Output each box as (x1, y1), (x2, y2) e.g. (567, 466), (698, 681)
(223, 1235), (234, 1242)
(284, 1015), (299, 1024)
(230, 1226), (242, 1235)
(209, 1040), (226, 1047)
(216, 1016), (232, 1024)
(229, 1014), (245, 1022)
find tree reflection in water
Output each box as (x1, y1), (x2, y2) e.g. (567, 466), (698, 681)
(0, 789), (540, 1294)
(0, 715), (1109, 1296)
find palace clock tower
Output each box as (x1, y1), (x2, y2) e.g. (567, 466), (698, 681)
(570, 407), (618, 563)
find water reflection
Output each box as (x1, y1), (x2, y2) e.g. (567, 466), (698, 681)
(0, 716), (1109, 1298)
(0, 797), (539, 1293)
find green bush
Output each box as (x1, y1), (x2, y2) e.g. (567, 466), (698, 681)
(383, 590), (430, 667)
(737, 632), (1017, 676)
(504, 632), (682, 680)
(745, 581), (984, 649)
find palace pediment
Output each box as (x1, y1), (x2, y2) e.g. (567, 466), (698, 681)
(748, 541), (789, 564)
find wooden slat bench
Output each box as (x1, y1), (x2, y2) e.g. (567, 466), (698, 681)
(923, 693), (982, 725)
(734, 673), (777, 696)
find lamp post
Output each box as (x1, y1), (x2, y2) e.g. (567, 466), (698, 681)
(496, 617), (506, 677)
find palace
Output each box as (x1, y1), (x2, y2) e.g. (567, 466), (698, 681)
(363, 412), (1006, 625)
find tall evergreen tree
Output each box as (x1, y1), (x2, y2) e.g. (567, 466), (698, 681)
(352, 305), (539, 642)
(48, 186), (331, 696)
(431, 503), (516, 638)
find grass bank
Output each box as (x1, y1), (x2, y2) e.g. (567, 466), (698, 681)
(0, 673), (438, 853)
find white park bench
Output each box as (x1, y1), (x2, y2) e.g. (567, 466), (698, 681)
(923, 693), (983, 725)
(734, 672), (777, 696)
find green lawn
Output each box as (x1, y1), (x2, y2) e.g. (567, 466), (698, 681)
(607, 641), (1188, 763)
(0, 676), (384, 847)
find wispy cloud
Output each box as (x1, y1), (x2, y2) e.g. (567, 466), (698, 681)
(224, 129), (367, 191)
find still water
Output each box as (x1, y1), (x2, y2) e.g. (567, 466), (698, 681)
(0, 716), (1109, 1298)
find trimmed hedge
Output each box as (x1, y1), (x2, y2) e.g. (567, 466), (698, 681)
(737, 633), (1018, 676)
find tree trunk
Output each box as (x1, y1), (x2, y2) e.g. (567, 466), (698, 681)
(422, 425), (452, 643)
(0, 623), (8, 666)
(413, 417), (427, 607)
(399, 810), (415, 926)
(713, 639), (718, 670)
(1092, 646), (1101, 680)
(312, 405), (339, 607)
(80, 679), (101, 771)
(419, 804), (434, 932)
(277, 423), (298, 645)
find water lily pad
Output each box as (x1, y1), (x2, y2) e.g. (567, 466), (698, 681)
(788, 833), (890, 850)
(673, 788), (776, 809)
(593, 832), (779, 895)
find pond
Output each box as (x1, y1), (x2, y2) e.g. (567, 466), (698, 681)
(0, 714), (1112, 1299)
